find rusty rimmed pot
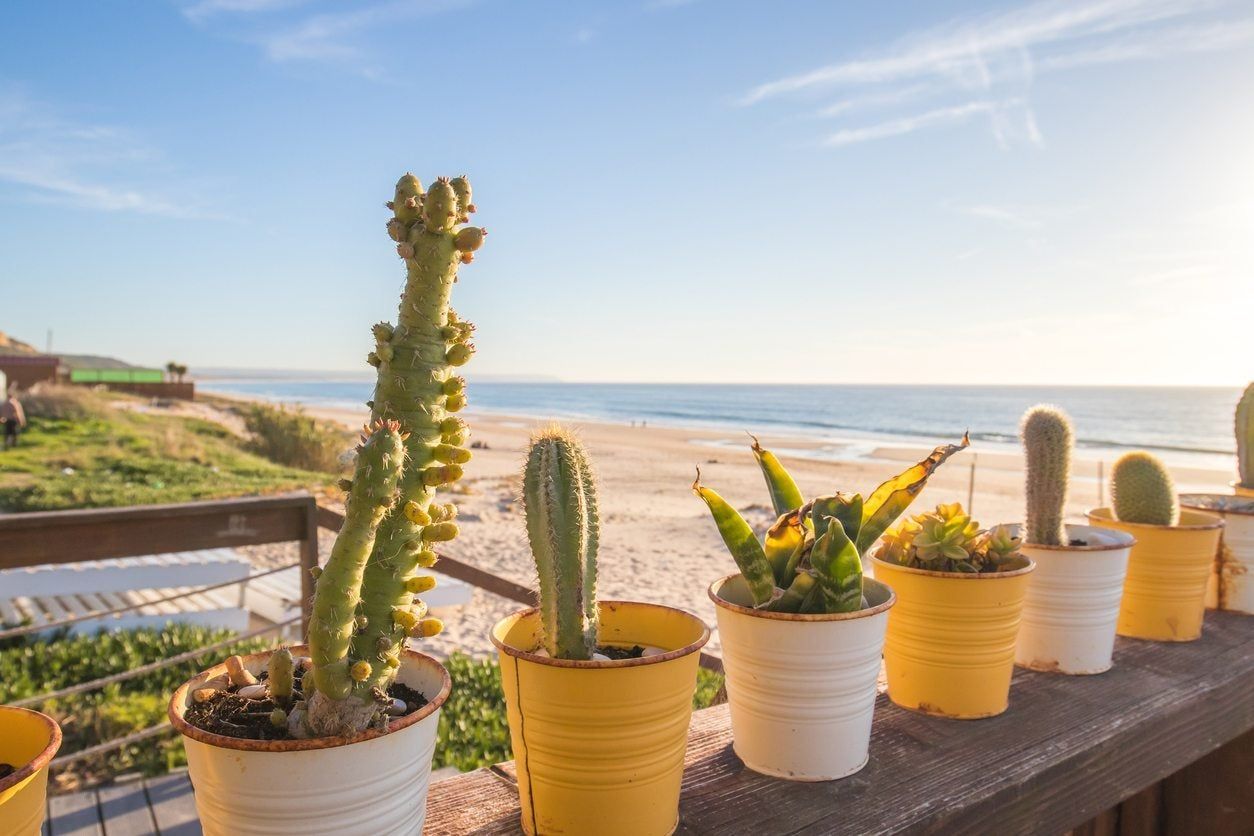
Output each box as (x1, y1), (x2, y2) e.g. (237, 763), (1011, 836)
(1231, 481), (1254, 498)
(1088, 507), (1224, 641)
(492, 600), (710, 836)
(0, 707), (62, 836)
(169, 644), (451, 836)
(871, 554), (1035, 719)
(1180, 494), (1254, 615)
(709, 574), (894, 781)
(1014, 524), (1136, 675)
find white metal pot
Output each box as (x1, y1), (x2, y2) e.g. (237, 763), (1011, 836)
(169, 646), (451, 836)
(709, 574), (894, 781)
(1182, 494), (1254, 614)
(1014, 524), (1134, 675)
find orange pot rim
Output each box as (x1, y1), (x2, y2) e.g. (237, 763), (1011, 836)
(870, 554), (1035, 580)
(491, 600), (710, 669)
(1087, 507), (1224, 532)
(0, 707), (62, 794)
(168, 644), (451, 753)
(708, 574), (896, 622)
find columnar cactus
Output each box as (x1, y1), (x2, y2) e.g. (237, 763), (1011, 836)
(1237, 383), (1254, 489)
(522, 427), (599, 661)
(1111, 451), (1179, 526)
(1020, 405), (1072, 546)
(299, 173), (487, 737)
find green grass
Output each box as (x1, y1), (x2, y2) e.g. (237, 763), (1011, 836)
(0, 406), (336, 512)
(1, 628), (726, 786)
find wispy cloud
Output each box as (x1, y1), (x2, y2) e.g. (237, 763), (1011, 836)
(0, 85), (212, 218)
(182, 0), (310, 23)
(740, 0), (1254, 149)
(960, 204), (1045, 231)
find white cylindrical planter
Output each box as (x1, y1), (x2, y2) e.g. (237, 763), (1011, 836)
(1014, 524), (1134, 675)
(1181, 494), (1254, 614)
(169, 646), (451, 836)
(709, 574), (893, 781)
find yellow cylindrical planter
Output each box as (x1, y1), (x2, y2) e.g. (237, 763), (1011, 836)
(872, 556), (1034, 719)
(492, 601), (710, 836)
(1232, 482), (1254, 498)
(1088, 507), (1224, 641)
(0, 707), (62, 836)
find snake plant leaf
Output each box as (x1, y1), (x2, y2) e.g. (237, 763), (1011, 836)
(693, 468), (777, 607)
(810, 515), (864, 613)
(764, 510), (806, 586)
(770, 571), (815, 613)
(807, 492), (863, 544)
(855, 432), (970, 555)
(750, 434), (805, 517)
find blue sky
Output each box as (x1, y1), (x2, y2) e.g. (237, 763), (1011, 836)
(1, 0), (1250, 384)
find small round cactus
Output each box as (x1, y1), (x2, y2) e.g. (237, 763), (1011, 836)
(1020, 405), (1073, 546)
(1111, 451), (1179, 526)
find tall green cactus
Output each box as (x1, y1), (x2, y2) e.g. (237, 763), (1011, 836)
(1020, 405), (1072, 546)
(299, 173), (486, 737)
(522, 427), (599, 661)
(1111, 451), (1179, 526)
(1237, 383), (1254, 489)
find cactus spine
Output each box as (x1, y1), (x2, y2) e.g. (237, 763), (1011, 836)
(1020, 405), (1072, 546)
(522, 427), (599, 660)
(1237, 383), (1254, 489)
(301, 174), (486, 737)
(1111, 451), (1179, 526)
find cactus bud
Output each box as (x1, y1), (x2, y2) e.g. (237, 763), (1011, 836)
(446, 343), (474, 366)
(367, 352), (382, 367)
(406, 575), (437, 594)
(415, 618), (444, 638)
(376, 344), (394, 363)
(422, 521), (459, 542)
(422, 465), (463, 486)
(430, 502), (457, 522)
(393, 608), (418, 631)
(376, 636), (393, 653)
(385, 656), (400, 669)
(350, 660), (372, 682)
(416, 549), (438, 568)
(403, 500), (432, 526)
(454, 226), (486, 252)
(442, 376), (466, 396)
(270, 708), (288, 729)
(309, 565), (323, 581)
(445, 394), (467, 412)
(268, 648), (295, 704)
(422, 178), (458, 233)
(435, 444), (471, 464)
(440, 416), (467, 438)
(355, 614), (369, 630)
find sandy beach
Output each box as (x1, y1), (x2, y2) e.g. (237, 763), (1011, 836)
(189, 392), (1239, 660)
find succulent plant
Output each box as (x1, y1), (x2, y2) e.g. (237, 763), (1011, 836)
(294, 173), (486, 737)
(1020, 404), (1072, 546)
(694, 433), (969, 613)
(1111, 451), (1179, 526)
(878, 503), (1024, 574)
(1237, 383), (1254, 489)
(522, 426), (600, 660)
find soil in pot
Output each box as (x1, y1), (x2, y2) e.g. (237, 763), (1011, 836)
(0, 764), (14, 781)
(183, 666), (428, 741)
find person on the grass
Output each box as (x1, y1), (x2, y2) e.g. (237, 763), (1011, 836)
(1, 392), (26, 450)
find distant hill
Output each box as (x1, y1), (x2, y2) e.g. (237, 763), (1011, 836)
(0, 331), (139, 369)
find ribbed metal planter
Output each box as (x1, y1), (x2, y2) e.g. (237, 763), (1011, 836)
(0, 707), (62, 836)
(872, 555), (1034, 719)
(492, 601), (710, 836)
(1181, 494), (1254, 615)
(169, 645), (451, 836)
(1015, 524), (1134, 675)
(709, 574), (893, 781)
(1088, 508), (1224, 641)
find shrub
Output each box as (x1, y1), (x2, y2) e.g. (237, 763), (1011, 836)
(19, 383), (106, 422)
(243, 403), (348, 474)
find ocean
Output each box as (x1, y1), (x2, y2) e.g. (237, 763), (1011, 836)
(198, 377), (1242, 473)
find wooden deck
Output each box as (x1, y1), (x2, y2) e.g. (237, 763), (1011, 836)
(52, 611), (1253, 835)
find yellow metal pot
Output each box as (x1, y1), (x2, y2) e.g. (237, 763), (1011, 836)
(1232, 481), (1254, 498)
(872, 555), (1034, 719)
(1088, 507), (1224, 641)
(492, 600), (710, 836)
(0, 707), (62, 836)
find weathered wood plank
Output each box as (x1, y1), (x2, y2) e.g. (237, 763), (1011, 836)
(47, 789), (102, 836)
(424, 611), (1254, 835)
(1160, 728), (1254, 836)
(95, 783), (157, 836)
(143, 773), (202, 836)
(0, 495), (316, 569)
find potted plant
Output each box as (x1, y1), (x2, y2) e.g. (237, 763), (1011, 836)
(0, 707), (62, 836)
(872, 503), (1034, 719)
(492, 427), (709, 836)
(1088, 451), (1223, 641)
(1180, 493), (1254, 615)
(696, 433), (968, 779)
(1233, 382), (1253, 497)
(1013, 406), (1135, 674)
(169, 172), (486, 835)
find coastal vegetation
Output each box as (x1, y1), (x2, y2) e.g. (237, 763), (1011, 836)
(0, 386), (336, 512)
(242, 402), (348, 473)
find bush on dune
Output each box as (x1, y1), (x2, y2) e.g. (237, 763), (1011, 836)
(19, 383), (107, 422)
(243, 403), (349, 474)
